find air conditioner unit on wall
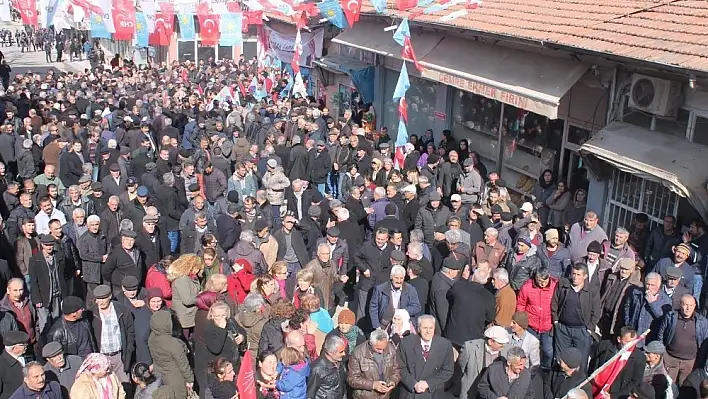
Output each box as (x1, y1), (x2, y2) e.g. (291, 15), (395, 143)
(628, 73), (682, 117)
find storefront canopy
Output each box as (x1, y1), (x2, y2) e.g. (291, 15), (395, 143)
(313, 55), (376, 104)
(331, 21), (443, 60)
(419, 36), (587, 119)
(580, 122), (708, 221)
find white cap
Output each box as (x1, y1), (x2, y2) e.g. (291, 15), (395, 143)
(521, 202), (534, 212)
(484, 325), (510, 344)
(401, 185), (417, 194)
(450, 194), (462, 202)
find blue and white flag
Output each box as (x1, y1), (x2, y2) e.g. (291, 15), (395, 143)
(370, 0), (386, 14)
(90, 13), (111, 38)
(317, 0), (346, 29)
(177, 14), (194, 40)
(45, 0), (62, 27)
(135, 12), (149, 47)
(393, 62), (410, 100)
(220, 12), (243, 46)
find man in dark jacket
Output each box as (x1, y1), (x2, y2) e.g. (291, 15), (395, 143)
(102, 230), (144, 297)
(102, 164), (126, 197)
(414, 192), (451, 248)
(86, 285), (135, 380)
(374, 203), (408, 244)
(369, 264), (421, 330)
(401, 186), (420, 233)
(59, 141), (84, 187)
(308, 141), (332, 195)
(506, 234), (544, 291)
(645, 215), (681, 269)
(307, 335), (347, 399)
(353, 227), (392, 324)
(622, 271), (671, 343)
(215, 204), (242, 253)
(589, 327), (644, 397)
(135, 215), (170, 267)
(272, 211), (311, 295)
(445, 265), (495, 346)
(543, 347), (591, 399)
(30, 234), (69, 322)
(657, 294), (708, 385)
(429, 257), (463, 333)
(288, 136), (309, 181)
(299, 205), (323, 257)
(551, 262), (601, 373)
(77, 216), (108, 303)
(46, 296), (96, 357)
(99, 196), (124, 245)
(154, 174), (182, 254)
(476, 347), (534, 399)
(0, 331), (29, 399)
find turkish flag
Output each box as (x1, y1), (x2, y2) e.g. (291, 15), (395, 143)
(242, 10), (263, 32)
(399, 97), (408, 123)
(340, 0), (360, 27)
(198, 14), (220, 45)
(69, 0), (103, 17)
(148, 12), (173, 46)
(17, 0), (38, 26)
(112, 0), (136, 41)
(395, 0), (417, 10)
(591, 336), (644, 398)
(226, 1), (241, 12)
(402, 36), (424, 72)
(237, 351), (257, 399)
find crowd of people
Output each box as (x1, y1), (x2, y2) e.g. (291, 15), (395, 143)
(0, 48), (706, 399)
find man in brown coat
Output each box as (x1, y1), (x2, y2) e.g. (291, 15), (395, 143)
(492, 268), (516, 327)
(472, 227), (507, 269)
(347, 329), (401, 399)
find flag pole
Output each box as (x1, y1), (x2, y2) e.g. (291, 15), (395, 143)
(561, 329), (650, 399)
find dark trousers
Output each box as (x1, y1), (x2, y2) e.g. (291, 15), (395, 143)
(529, 327), (554, 370)
(554, 323), (592, 372)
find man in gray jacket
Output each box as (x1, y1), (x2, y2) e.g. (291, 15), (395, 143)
(458, 326), (512, 399)
(77, 215), (108, 303)
(458, 158), (483, 205)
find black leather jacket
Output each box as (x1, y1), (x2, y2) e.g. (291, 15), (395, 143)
(306, 355), (347, 399)
(46, 317), (97, 357)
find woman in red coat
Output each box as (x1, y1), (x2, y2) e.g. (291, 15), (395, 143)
(227, 258), (255, 303)
(145, 256), (174, 307)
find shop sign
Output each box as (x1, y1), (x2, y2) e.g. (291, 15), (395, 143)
(423, 69), (560, 119)
(434, 111), (446, 120)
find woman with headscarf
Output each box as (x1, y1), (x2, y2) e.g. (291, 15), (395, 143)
(417, 143), (434, 169)
(533, 169), (557, 225)
(387, 309), (416, 347)
(134, 288), (165, 365)
(70, 353), (126, 399)
(148, 310), (194, 399)
(457, 139), (470, 164)
(132, 362), (163, 399)
(402, 142), (420, 173)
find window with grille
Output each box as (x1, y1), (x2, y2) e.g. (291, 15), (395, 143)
(604, 169), (679, 234)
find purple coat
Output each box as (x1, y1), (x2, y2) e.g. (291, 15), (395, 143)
(367, 198), (398, 229)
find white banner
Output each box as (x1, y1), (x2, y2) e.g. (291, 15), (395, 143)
(139, 0), (156, 33)
(261, 25), (324, 67)
(0, 0), (11, 22)
(99, 0), (115, 32)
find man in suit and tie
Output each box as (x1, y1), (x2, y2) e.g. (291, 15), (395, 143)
(397, 314), (454, 399)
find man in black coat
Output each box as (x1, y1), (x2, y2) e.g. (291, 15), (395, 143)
(429, 257), (462, 334)
(287, 136), (309, 182)
(30, 234), (69, 321)
(588, 326), (644, 397)
(86, 285), (135, 380)
(374, 203), (409, 243)
(353, 227), (393, 325)
(216, 204), (242, 253)
(101, 163), (127, 197)
(397, 315), (454, 399)
(272, 211), (311, 295)
(300, 205), (323, 257)
(284, 181), (313, 221)
(444, 265), (495, 346)
(102, 230), (145, 297)
(100, 196), (125, 246)
(59, 141), (84, 187)
(154, 173), (182, 254)
(345, 185), (368, 239)
(308, 141), (332, 194)
(0, 331), (29, 399)
(135, 215), (170, 267)
(543, 347), (591, 399)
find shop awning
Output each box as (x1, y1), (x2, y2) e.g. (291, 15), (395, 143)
(313, 55), (376, 104)
(331, 21), (443, 60)
(419, 36), (588, 119)
(580, 122), (708, 221)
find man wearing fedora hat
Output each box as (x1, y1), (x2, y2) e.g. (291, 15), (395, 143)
(0, 331), (29, 399)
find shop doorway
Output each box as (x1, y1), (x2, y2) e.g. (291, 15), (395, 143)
(562, 149), (589, 194)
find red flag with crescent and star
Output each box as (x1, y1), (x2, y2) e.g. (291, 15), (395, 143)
(340, 0), (360, 27)
(148, 12), (173, 45)
(68, 0), (103, 18)
(402, 36), (424, 72)
(291, 29), (302, 75)
(198, 14), (220, 45)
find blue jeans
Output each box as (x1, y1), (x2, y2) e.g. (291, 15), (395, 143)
(272, 205), (281, 226)
(326, 171), (339, 196)
(167, 231), (180, 254)
(528, 327), (553, 370)
(317, 183), (326, 196)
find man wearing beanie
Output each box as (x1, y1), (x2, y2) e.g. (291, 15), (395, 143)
(653, 242), (697, 292)
(506, 234), (542, 291)
(583, 240), (612, 289)
(509, 311), (540, 368)
(567, 210), (608, 263)
(327, 309), (364, 362)
(46, 296), (97, 357)
(544, 347), (591, 398)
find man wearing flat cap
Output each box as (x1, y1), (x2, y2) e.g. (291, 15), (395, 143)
(29, 234), (69, 327)
(662, 266), (690, 310)
(459, 325), (512, 398)
(642, 341), (674, 399)
(86, 284), (135, 383)
(653, 242), (698, 293)
(0, 331), (29, 399)
(102, 229), (144, 297)
(428, 256), (465, 334)
(308, 140), (332, 196)
(101, 163), (126, 198)
(46, 296), (96, 358)
(113, 275), (148, 316)
(42, 341), (83, 394)
(136, 214), (170, 268)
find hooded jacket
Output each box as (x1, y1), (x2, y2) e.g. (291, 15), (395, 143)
(228, 239), (267, 276)
(148, 310), (193, 399)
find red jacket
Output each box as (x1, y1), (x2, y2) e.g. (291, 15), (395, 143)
(146, 265), (173, 307)
(516, 277), (558, 333)
(227, 259), (255, 303)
